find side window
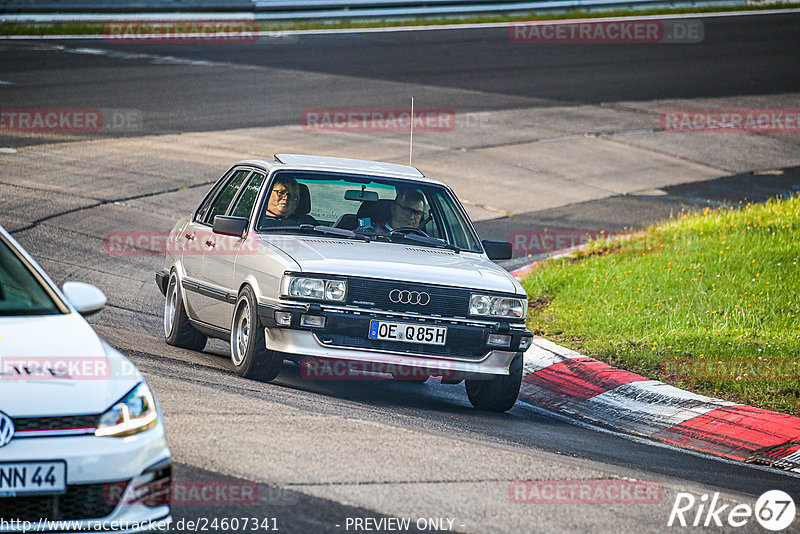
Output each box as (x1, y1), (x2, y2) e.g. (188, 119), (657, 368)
(430, 191), (478, 251)
(201, 169), (251, 225)
(230, 173), (266, 219)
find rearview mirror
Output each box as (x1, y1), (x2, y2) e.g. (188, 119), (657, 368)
(344, 190), (379, 202)
(62, 281), (107, 316)
(482, 240), (512, 261)
(213, 215), (249, 238)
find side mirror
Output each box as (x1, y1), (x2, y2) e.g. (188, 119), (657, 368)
(213, 215), (249, 238)
(62, 282), (107, 316)
(482, 240), (512, 261)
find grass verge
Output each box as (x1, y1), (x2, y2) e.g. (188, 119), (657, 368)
(1, 4), (799, 36)
(520, 195), (800, 416)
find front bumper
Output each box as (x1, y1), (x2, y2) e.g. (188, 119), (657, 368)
(258, 302), (532, 377)
(0, 424), (171, 532)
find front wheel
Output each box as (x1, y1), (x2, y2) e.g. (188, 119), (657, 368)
(230, 286), (283, 381)
(465, 352), (522, 412)
(164, 271), (207, 351)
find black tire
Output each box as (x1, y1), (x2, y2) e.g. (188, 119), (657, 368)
(465, 352), (523, 412)
(164, 271), (207, 351)
(230, 286), (283, 381)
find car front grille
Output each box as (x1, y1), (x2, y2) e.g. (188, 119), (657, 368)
(320, 314), (491, 361)
(0, 481), (128, 521)
(346, 277), (472, 317)
(13, 415), (100, 432)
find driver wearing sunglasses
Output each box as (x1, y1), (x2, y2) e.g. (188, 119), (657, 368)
(387, 188), (426, 231)
(259, 176), (317, 228)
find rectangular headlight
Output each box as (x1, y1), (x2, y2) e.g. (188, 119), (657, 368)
(469, 294), (527, 319)
(283, 275), (347, 302)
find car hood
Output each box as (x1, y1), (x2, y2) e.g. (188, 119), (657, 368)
(0, 314), (142, 417)
(262, 236), (521, 294)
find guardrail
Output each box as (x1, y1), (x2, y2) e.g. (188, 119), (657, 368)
(0, 0), (755, 20)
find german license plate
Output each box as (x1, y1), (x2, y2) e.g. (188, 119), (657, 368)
(0, 461), (66, 495)
(369, 320), (447, 346)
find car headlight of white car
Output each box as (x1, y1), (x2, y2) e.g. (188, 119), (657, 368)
(95, 382), (159, 437)
(469, 294), (527, 319)
(282, 275), (347, 302)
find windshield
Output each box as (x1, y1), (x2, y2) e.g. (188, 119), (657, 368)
(255, 171), (482, 253)
(0, 236), (63, 316)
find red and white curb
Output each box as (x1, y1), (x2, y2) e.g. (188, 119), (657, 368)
(511, 253), (800, 473)
(519, 336), (800, 473)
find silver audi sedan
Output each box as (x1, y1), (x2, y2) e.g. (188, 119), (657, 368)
(158, 154), (532, 412)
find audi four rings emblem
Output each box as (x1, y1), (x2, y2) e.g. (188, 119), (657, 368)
(0, 412), (14, 448)
(389, 289), (430, 306)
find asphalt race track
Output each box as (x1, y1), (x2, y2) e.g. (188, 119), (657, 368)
(1, 11), (800, 533)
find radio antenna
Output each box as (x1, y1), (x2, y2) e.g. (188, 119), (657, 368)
(409, 96), (414, 166)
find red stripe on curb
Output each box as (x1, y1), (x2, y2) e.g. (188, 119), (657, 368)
(652, 405), (800, 461)
(520, 358), (647, 410)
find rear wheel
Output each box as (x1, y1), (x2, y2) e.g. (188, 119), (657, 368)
(465, 352), (522, 412)
(164, 271), (207, 351)
(230, 286), (283, 381)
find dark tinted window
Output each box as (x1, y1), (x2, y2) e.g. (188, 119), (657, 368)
(0, 237), (62, 316)
(230, 173), (266, 219)
(202, 169), (251, 225)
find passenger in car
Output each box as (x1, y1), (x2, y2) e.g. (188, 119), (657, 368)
(259, 177), (318, 228)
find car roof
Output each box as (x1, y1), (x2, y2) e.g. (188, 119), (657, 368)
(236, 154), (445, 185)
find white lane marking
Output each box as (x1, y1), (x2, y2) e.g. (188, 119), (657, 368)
(0, 8), (799, 38)
(63, 46), (218, 67)
(0, 80), (13, 85)
(0, 148), (18, 154)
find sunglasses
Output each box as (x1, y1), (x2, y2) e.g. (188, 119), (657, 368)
(397, 203), (424, 218)
(272, 188), (298, 201)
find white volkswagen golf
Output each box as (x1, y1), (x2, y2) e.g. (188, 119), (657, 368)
(158, 154), (533, 412)
(0, 225), (171, 532)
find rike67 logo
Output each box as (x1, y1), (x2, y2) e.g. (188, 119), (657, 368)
(668, 490), (795, 531)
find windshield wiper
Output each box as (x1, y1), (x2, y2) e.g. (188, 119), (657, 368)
(387, 230), (461, 253)
(260, 224), (370, 242)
